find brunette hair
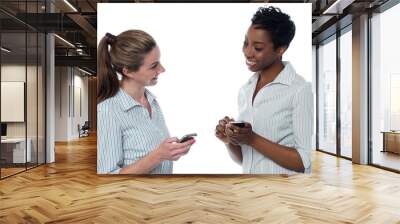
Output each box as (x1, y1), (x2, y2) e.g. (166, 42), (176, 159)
(97, 30), (156, 103)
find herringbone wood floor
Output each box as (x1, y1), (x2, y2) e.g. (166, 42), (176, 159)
(1, 134), (400, 223)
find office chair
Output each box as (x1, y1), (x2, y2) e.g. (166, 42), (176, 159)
(79, 121), (90, 138)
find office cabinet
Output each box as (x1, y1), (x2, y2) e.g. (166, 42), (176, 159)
(382, 131), (400, 154)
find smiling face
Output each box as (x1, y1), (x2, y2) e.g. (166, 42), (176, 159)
(123, 46), (165, 86)
(243, 25), (286, 73)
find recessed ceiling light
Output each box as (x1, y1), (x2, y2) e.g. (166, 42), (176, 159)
(54, 34), (75, 48)
(77, 67), (93, 76)
(1, 47), (11, 53)
(63, 0), (78, 12)
(323, 0), (354, 15)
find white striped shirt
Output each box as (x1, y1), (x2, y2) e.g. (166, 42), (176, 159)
(237, 61), (313, 174)
(97, 88), (172, 174)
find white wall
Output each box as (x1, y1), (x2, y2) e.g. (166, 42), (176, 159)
(1, 65), (26, 140)
(55, 67), (89, 141)
(1, 65), (32, 138)
(55, 66), (68, 141)
(71, 72), (89, 138)
(98, 3), (311, 173)
(76, 73), (89, 122)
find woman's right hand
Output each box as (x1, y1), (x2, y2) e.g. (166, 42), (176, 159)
(215, 116), (234, 144)
(154, 137), (195, 162)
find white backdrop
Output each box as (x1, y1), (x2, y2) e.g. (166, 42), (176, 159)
(98, 3), (311, 174)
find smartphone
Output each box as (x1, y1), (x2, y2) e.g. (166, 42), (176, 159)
(179, 133), (197, 143)
(230, 121), (246, 128)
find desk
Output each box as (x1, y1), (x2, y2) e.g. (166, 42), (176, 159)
(381, 131), (400, 154)
(1, 138), (31, 163)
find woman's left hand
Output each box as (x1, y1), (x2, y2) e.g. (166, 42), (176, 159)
(225, 122), (254, 145)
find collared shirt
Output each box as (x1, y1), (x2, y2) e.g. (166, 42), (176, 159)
(237, 61), (313, 174)
(97, 88), (172, 174)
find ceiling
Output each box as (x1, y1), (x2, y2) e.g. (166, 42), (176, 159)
(0, 0), (392, 75)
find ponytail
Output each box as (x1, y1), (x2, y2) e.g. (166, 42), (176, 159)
(97, 33), (119, 103)
(97, 30), (157, 103)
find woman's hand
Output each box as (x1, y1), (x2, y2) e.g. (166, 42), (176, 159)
(215, 116), (235, 144)
(154, 137), (195, 162)
(225, 122), (254, 145)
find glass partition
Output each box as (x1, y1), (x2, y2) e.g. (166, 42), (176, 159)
(317, 36), (337, 155)
(0, 1), (46, 179)
(1, 30), (28, 177)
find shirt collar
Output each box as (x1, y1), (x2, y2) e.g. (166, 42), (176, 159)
(145, 88), (157, 104)
(116, 88), (157, 111)
(247, 61), (296, 86)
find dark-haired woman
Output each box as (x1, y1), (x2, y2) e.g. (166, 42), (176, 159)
(97, 30), (195, 174)
(215, 6), (313, 174)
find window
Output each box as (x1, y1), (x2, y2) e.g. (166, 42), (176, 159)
(339, 28), (352, 158)
(318, 36), (337, 155)
(371, 2), (400, 171)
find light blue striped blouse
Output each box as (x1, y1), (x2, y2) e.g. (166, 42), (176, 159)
(237, 61), (313, 174)
(97, 88), (172, 174)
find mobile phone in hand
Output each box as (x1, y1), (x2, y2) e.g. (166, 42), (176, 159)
(179, 133), (197, 143)
(230, 121), (246, 128)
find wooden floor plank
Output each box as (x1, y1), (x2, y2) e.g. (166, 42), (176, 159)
(0, 134), (400, 223)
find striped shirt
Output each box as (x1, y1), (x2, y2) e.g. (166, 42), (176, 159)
(237, 61), (313, 174)
(97, 88), (172, 174)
